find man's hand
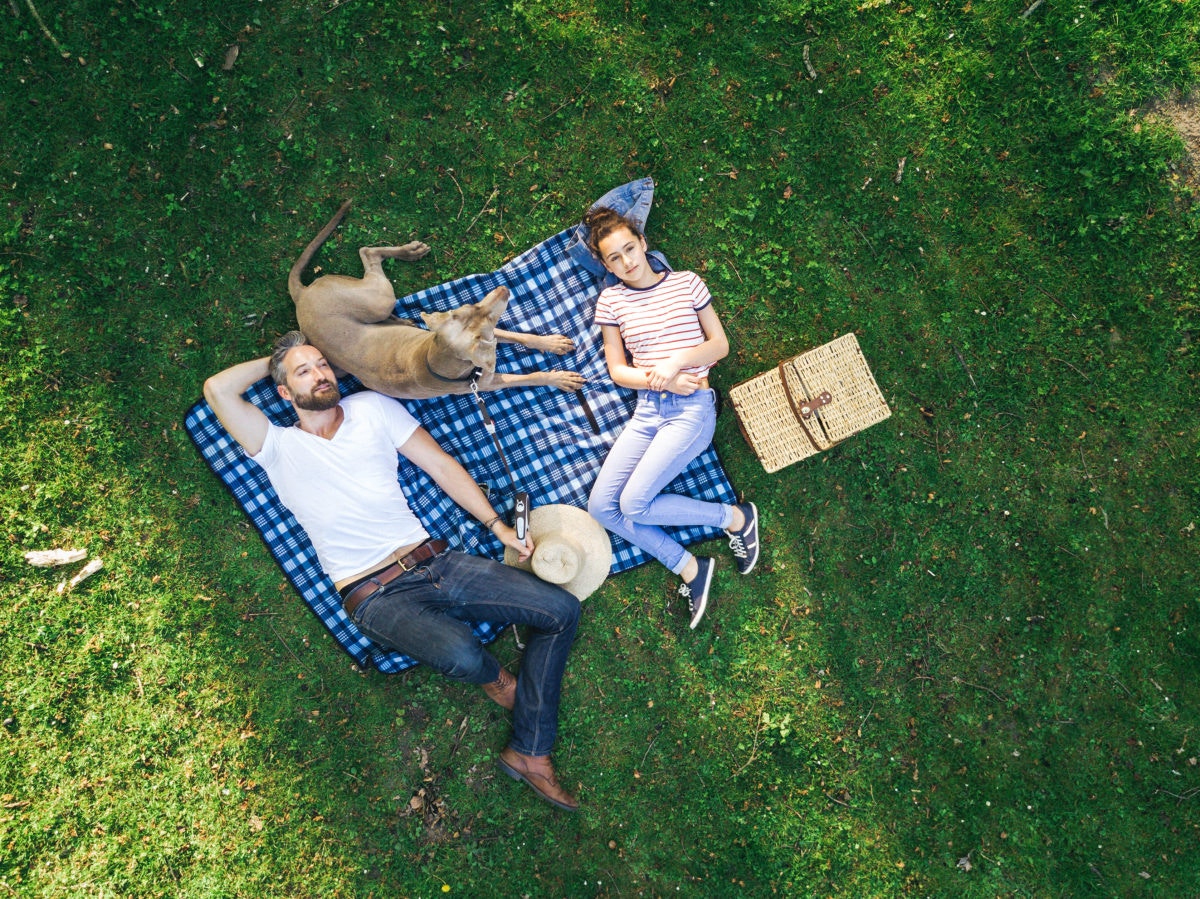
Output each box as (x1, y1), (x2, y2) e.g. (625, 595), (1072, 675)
(494, 522), (534, 563)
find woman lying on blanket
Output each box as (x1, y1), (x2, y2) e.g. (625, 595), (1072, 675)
(585, 206), (759, 629)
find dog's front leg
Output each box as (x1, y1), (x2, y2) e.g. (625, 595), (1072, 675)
(475, 369), (586, 392)
(495, 329), (575, 355)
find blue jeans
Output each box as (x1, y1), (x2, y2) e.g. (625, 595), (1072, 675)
(588, 389), (732, 574)
(349, 550), (580, 757)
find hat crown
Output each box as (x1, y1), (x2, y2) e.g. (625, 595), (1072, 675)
(532, 535), (583, 585)
(503, 504), (612, 600)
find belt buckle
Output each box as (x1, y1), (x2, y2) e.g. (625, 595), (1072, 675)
(394, 542), (423, 572)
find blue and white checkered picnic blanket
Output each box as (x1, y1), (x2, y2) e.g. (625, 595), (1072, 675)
(185, 181), (737, 672)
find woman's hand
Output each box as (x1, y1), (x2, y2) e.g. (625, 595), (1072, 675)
(645, 358), (683, 391)
(666, 372), (706, 396)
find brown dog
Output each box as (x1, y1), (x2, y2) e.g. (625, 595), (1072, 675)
(287, 200), (585, 400)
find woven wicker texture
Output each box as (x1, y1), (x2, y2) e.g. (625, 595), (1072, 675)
(729, 333), (891, 473)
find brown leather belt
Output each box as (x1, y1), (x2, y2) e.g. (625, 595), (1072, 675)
(340, 539), (448, 616)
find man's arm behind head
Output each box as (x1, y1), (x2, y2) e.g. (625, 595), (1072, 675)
(203, 357), (273, 456)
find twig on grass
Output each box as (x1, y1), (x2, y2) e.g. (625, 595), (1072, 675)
(1156, 786), (1200, 803)
(823, 790), (851, 808)
(1105, 673), (1133, 697)
(446, 715), (469, 763)
(268, 620), (305, 667)
(538, 77), (595, 123)
(857, 700), (877, 737)
(447, 169), (466, 222)
(1020, 0), (1045, 20)
(317, 0), (361, 20)
(1024, 49), (1044, 81)
(720, 255), (744, 284)
(803, 44), (818, 80)
(1048, 356), (1093, 384)
(732, 704), (766, 778)
(23, 0), (69, 58)
(528, 189), (561, 217)
(845, 217), (878, 258)
(951, 675), (1008, 704)
(1032, 282), (1076, 319)
(951, 343), (977, 387)
(640, 723), (665, 769)
(464, 188), (499, 236)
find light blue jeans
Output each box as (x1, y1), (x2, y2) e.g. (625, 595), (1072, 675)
(588, 389), (733, 575)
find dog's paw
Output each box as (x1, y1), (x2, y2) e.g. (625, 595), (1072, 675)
(393, 241), (431, 261)
(531, 334), (576, 355)
(547, 371), (587, 392)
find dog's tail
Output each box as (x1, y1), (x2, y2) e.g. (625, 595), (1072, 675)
(288, 199), (353, 302)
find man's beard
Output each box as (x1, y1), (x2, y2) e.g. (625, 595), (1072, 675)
(292, 380), (341, 411)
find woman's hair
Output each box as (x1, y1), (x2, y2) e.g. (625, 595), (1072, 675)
(583, 205), (643, 258)
(269, 330), (310, 386)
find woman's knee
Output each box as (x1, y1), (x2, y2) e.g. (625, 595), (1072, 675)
(618, 490), (652, 521)
(588, 490), (618, 526)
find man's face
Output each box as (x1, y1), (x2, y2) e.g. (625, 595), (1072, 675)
(280, 345), (340, 411)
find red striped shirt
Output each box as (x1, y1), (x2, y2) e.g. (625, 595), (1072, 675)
(594, 271), (714, 377)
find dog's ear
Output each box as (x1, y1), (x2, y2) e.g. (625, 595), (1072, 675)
(421, 310), (448, 331)
(479, 286), (510, 323)
(469, 341), (497, 373)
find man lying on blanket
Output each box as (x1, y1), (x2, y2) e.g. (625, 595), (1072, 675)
(204, 330), (583, 813)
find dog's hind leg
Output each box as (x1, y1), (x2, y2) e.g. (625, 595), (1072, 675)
(359, 242), (431, 276)
(337, 243), (433, 322)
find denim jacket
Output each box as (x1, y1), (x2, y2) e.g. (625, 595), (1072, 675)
(566, 177), (671, 287)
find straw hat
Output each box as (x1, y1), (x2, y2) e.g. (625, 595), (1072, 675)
(503, 504), (612, 601)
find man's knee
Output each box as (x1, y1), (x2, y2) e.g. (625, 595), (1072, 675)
(552, 588), (582, 635)
(425, 635), (487, 683)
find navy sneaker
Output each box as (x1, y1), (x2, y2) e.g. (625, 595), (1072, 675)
(725, 502), (759, 575)
(678, 557), (715, 629)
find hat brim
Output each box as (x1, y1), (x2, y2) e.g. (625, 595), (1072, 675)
(503, 504), (613, 601)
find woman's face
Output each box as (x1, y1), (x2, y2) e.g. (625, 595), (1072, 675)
(597, 226), (655, 287)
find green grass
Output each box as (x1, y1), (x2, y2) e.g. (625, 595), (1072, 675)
(3, 0), (1199, 895)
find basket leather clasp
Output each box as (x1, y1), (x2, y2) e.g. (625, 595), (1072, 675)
(798, 390), (833, 419)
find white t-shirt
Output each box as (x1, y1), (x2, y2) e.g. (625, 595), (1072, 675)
(252, 391), (429, 583)
(593, 270), (714, 377)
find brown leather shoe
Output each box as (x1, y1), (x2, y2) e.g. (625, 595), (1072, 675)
(497, 746), (579, 812)
(481, 667), (516, 711)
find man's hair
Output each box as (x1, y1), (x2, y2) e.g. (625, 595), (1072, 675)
(583, 205), (644, 259)
(269, 330), (310, 387)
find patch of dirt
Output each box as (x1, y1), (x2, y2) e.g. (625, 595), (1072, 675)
(1147, 90), (1200, 188)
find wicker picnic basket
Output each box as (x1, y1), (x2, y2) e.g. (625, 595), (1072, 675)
(728, 332), (891, 473)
